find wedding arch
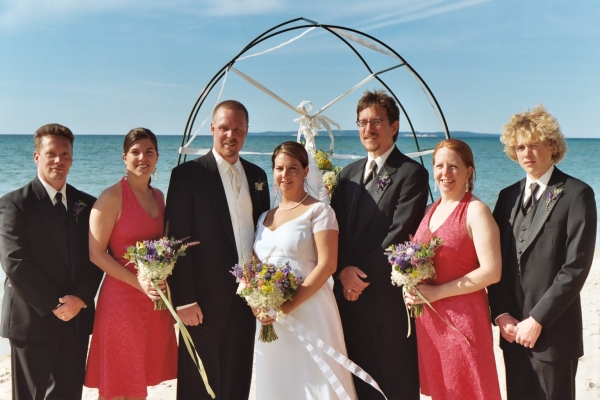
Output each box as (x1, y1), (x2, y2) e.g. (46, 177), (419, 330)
(177, 17), (451, 200)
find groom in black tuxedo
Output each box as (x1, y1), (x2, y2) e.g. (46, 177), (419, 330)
(0, 124), (102, 400)
(331, 90), (428, 399)
(488, 105), (596, 399)
(165, 100), (270, 399)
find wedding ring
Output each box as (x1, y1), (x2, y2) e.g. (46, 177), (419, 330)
(61, 316), (65, 319)
(347, 289), (352, 293)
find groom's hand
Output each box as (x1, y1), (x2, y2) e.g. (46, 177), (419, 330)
(178, 304), (203, 326)
(339, 266), (369, 301)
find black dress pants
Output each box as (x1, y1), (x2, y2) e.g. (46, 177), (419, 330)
(10, 324), (88, 400)
(504, 346), (578, 400)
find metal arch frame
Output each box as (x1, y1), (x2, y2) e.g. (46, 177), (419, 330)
(178, 17), (450, 200)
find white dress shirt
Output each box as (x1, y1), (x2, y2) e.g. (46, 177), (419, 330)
(38, 174), (67, 207)
(363, 144), (395, 181)
(524, 165), (554, 205)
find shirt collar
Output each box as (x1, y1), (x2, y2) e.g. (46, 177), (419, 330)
(212, 148), (242, 176)
(366, 144), (395, 176)
(38, 174), (67, 205)
(525, 164), (554, 201)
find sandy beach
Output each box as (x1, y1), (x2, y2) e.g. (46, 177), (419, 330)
(0, 249), (598, 399)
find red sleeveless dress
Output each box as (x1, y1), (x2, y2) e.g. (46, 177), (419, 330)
(413, 192), (501, 400)
(85, 178), (177, 399)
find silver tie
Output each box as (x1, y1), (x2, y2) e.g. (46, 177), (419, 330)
(228, 165), (241, 197)
(364, 160), (377, 190)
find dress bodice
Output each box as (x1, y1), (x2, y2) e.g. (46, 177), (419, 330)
(414, 191), (479, 284)
(108, 178), (165, 270)
(254, 202), (338, 279)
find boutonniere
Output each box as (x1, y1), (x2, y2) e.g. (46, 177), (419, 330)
(376, 172), (391, 194)
(545, 187), (564, 211)
(254, 180), (266, 194)
(73, 200), (87, 222)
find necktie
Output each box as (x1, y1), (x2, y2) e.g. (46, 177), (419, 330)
(364, 160), (377, 190)
(523, 182), (539, 214)
(55, 192), (67, 219)
(228, 165), (241, 197)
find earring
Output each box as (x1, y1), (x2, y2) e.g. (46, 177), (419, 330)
(124, 168), (128, 180)
(153, 168), (158, 181)
(433, 181), (438, 192)
(465, 181), (469, 192)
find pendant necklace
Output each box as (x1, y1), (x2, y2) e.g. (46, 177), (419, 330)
(279, 193), (309, 210)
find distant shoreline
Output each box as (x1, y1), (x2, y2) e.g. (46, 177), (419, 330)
(2, 132), (598, 139)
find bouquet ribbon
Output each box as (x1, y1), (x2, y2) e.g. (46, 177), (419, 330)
(267, 310), (388, 400)
(153, 282), (216, 399)
(403, 286), (471, 347)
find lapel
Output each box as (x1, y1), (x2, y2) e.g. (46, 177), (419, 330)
(523, 168), (566, 253)
(240, 158), (263, 226)
(346, 159), (367, 235)
(67, 185), (83, 283)
(33, 177), (71, 266)
(509, 179), (526, 227)
(350, 147), (401, 241)
(201, 151), (237, 251)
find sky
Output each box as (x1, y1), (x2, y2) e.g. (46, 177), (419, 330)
(1, 0), (599, 138)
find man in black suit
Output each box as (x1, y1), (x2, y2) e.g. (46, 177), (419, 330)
(0, 124), (102, 400)
(488, 105), (596, 399)
(330, 90), (429, 399)
(165, 100), (270, 400)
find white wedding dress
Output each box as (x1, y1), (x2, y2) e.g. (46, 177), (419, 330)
(254, 202), (357, 400)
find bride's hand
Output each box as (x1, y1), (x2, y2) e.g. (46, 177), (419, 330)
(251, 307), (275, 325)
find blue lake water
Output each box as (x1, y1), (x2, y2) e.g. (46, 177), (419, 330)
(0, 134), (598, 353)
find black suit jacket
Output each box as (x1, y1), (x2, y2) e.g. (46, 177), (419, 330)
(488, 167), (596, 361)
(330, 146), (429, 323)
(0, 177), (102, 341)
(164, 151), (270, 329)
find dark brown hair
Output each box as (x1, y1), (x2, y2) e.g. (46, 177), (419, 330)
(433, 139), (476, 191)
(356, 89), (400, 142)
(34, 123), (74, 151)
(123, 128), (159, 154)
(272, 141), (309, 169)
(213, 100), (249, 125)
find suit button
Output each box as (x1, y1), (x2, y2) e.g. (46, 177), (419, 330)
(521, 226), (526, 231)
(518, 250), (522, 254)
(519, 239), (524, 243)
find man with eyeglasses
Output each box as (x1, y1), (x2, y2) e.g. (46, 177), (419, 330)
(331, 89), (429, 399)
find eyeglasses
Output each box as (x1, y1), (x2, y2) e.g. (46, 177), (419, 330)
(356, 119), (388, 128)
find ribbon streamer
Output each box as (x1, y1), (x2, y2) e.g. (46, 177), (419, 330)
(267, 310), (388, 400)
(404, 286), (471, 347)
(152, 281), (216, 399)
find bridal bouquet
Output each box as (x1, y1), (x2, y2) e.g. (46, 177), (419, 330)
(124, 236), (199, 310)
(385, 236), (442, 318)
(231, 258), (302, 342)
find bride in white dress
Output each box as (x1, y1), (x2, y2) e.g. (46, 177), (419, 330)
(253, 141), (357, 400)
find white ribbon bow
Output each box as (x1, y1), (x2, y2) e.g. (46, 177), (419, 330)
(294, 101), (340, 154)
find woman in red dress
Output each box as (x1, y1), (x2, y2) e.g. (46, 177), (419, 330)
(405, 139), (502, 399)
(85, 128), (177, 400)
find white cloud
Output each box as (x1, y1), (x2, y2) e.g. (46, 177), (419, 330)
(358, 0), (492, 31)
(0, 0), (489, 32)
(0, 0), (288, 31)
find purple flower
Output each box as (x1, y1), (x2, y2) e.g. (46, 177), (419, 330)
(376, 173), (391, 194)
(73, 200), (87, 222)
(545, 187), (564, 211)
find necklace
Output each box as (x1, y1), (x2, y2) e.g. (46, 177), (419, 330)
(278, 193), (309, 210)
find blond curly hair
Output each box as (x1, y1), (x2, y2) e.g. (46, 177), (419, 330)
(500, 104), (567, 163)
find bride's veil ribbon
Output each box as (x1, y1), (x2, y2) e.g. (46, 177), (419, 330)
(266, 309), (388, 400)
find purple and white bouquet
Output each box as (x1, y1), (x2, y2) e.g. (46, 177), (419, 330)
(124, 236), (198, 310)
(385, 236), (442, 318)
(231, 258), (302, 342)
